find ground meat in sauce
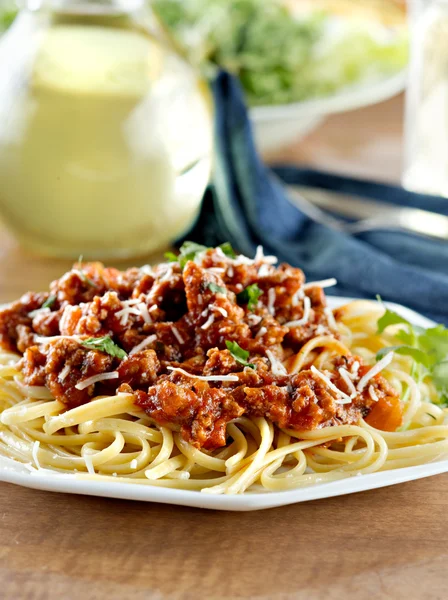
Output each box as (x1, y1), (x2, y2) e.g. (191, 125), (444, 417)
(1, 247), (402, 449)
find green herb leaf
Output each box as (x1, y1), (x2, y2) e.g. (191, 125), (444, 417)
(219, 242), (236, 259)
(177, 241), (209, 269)
(375, 296), (448, 406)
(418, 325), (448, 365)
(81, 336), (127, 359)
(376, 345), (430, 368)
(207, 282), (227, 294)
(42, 295), (56, 309)
(377, 307), (410, 334)
(237, 284), (262, 311)
(164, 251), (178, 262)
(76, 269), (96, 288)
(225, 340), (255, 369)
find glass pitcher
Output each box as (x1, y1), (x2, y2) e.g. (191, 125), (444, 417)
(0, 0), (213, 259)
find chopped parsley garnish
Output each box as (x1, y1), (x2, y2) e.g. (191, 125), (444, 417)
(75, 255), (96, 287)
(173, 241), (237, 269)
(376, 297), (448, 405)
(164, 251), (178, 262)
(219, 242), (236, 259)
(78, 270), (96, 287)
(237, 283), (262, 311)
(42, 295), (56, 309)
(225, 340), (255, 369)
(177, 241), (208, 269)
(81, 336), (127, 360)
(207, 282), (227, 294)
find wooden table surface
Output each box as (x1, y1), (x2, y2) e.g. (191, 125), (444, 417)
(2, 94), (447, 600)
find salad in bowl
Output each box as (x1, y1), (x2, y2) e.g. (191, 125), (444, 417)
(153, 0), (408, 150)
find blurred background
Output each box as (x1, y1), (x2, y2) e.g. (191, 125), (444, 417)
(0, 0), (437, 291)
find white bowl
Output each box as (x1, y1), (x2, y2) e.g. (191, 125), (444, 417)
(251, 69), (407, 153)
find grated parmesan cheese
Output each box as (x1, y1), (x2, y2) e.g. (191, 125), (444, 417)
(266, 350), (287, 376)
(129, 334), (157, 355)
(369, 385), (379, 402)
(338, 368), (357, 398)
(167, 366), (239, 382)
(35, 334), (81, 344)
(310, 365), (352, 404)
(267, 288), (276, 316)
(116, 303), (142, 326)
(171, 326), (184, 345)
(75, 371), (119, 390)
(285, 296), (311, 328)
(233, 255), (254, 266)
(159, 266), (173, 282)
(209, 267), (226, 274)
(201, 314), (215, 330)
(303, 278), (337, 290)
(357, 352), (394, 392)
(256, 326), (267, 338)
(137, 302), (152, 325)
(248, 314), (262, 326)
(351, 361), (360, 377)
(291, 288), (304, 307)
(211, 305), (228, 318)
(58, 364), (71, 382)
(257, 264), (272, 278)
(140, 265), (154, 276)
(254, 245), (278, 265)
(227, 266), (234, 278)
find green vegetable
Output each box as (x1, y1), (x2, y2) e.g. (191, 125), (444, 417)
(177, 241), (208, 269)
(219, 242), (236, 259)
(237, 283), (262, 311)
(376, 345), (430, 368)
(153, 0), (408, 107)
(375, 299), (448, 405)
(377, 298), (413, 334)
(225, 340), (255, 369)
(42, 295), (56, 309)
(81, 336), (127, 359)
(78, 270), (96, 288)
(207, 282), (227, 294)
(167, 241), (238, 269)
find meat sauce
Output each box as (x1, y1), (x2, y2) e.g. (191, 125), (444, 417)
(0, 245), (402, 449)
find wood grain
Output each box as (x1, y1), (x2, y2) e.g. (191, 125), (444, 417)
(1, 93), (446, 600)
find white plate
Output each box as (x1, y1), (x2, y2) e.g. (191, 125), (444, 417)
(251, 70), (407, 152)
(0, 296), (445, 511)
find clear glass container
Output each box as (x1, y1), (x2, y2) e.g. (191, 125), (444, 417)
(0, 0), (213, 259)
(403, 0), (448, 196)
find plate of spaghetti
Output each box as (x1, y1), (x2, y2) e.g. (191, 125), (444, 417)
(0, 242), (447, 511)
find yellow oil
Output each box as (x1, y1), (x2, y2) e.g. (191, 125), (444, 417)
(0, 9), (213, 258)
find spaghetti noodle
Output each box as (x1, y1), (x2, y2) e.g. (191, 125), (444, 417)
(0, 244), (446, 494)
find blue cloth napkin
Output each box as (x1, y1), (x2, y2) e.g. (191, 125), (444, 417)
(187, 72), (448, 325)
